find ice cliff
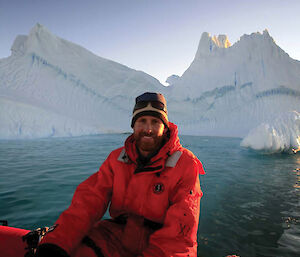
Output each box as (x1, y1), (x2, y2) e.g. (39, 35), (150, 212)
(165, 30), (300, 151)
(0, 24), (164, 138)
(1, 24), (300, 153)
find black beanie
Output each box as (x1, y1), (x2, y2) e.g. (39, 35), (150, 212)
(131, 92), (169, 128)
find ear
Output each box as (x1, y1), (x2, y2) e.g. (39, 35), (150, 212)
(163, 127), (168, 134)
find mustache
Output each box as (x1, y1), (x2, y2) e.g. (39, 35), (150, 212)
(140, 132), (155, 137)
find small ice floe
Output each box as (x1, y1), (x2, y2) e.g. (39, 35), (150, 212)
(241, 111), (300, 153)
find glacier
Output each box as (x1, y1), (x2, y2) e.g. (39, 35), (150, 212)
(1, 24), (300, 153)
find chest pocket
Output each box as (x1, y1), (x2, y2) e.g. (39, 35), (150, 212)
(151, 151), (182, 195)
(145, 151), (183, 217)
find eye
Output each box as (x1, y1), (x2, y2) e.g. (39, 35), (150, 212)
(152, 119), (162, 126)
(137, 118), (147, 125)
(152, 117), (163, 124)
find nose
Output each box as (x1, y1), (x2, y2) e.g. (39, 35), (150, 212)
(143, 121), (152, 133)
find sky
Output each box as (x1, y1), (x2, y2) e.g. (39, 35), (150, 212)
(0, 0), (299, 85)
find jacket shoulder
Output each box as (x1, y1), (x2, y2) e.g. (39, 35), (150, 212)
(99, 147), (126, 171)
(178, 148), (205, 175)
(107, 146), (124, 160)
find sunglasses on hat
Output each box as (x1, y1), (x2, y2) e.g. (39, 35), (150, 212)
(133, 101), (167, 113)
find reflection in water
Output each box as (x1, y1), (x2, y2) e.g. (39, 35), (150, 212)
(292, 154), (300, 189)
(293, 155), (300, 166)
(277, 163), (300, 256)
(293, 168), (300, 189)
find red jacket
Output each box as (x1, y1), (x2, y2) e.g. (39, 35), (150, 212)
(39, 122), (205, 257)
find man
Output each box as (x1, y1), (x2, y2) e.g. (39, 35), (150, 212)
(36, 92), (205, 257)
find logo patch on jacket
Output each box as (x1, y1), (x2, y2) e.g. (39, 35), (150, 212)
(153, 183), (164, 194)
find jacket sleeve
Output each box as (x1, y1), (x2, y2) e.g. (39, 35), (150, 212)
(37, 153), (114, 256)
(142, 158), (203, 257)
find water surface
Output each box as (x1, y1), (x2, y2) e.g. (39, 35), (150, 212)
(0, 134), (299, 257)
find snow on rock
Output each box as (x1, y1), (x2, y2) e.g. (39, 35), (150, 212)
(241, 111), (300, 153)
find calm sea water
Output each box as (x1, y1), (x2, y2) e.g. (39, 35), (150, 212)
(0, 134), (299, 257)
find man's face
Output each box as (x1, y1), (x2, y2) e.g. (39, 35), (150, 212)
(133, 115), (167, 157)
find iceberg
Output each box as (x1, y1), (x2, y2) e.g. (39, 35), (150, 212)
(241, 111), (300, 153)
(0, 24), (300, 145)
(165, 30), (300, 142)
(0, 24), (165, 138)
(0, 97), (102, 139)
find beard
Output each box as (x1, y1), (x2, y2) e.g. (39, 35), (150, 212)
(134, 131), (165, 155)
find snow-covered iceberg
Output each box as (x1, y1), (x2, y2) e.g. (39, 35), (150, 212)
(241, 111), (300, 153)
(1, 24), (300, 142)
(0, 24), (164, 138)
(166, 30), (300, 138)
